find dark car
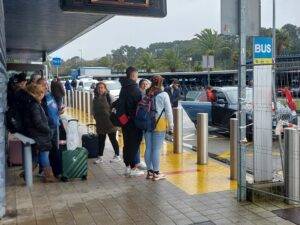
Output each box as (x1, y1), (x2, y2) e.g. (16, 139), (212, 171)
(181, 87), (253, 131)
(181, 87), (296, 135)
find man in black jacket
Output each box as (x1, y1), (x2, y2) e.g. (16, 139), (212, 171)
(118, 67), (144, 177)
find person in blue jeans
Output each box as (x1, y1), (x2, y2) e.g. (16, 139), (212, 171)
(38, 78), (62, 178)
(132, 79), (150, 169)
(23, 83), (55, 182)
(144, 75), (173, 181)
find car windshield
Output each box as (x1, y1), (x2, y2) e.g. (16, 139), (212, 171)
(226, 89), (252, 104)
(105, 82), (121, 91)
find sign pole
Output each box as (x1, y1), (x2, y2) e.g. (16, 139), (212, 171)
(272, 0), (278, 111)
(56, 66), (59, 78)
(237, 0), (247, 202)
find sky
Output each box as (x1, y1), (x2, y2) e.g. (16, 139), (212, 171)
(51, 0), (300, 60)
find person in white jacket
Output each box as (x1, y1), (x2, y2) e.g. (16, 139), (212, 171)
(144, 75), (173, 181)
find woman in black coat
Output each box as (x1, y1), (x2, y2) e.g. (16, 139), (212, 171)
(93, 82), (120, 164)
(23, 84), (55, 182)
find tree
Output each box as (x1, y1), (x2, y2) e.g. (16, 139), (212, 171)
(195, 29), (220, 55)
(99, 55), (113, 67)
(113, 63), (127, 73)
(137, 51), (156, 73)
(162, 49), (182, 72)
(276, 29), (290, 55)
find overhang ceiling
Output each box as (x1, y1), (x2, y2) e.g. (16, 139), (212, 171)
(4, 0), (113, 62)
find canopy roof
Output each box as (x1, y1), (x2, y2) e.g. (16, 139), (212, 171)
(4, 0), (112, 62)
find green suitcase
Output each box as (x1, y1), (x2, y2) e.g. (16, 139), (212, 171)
(61, 147), (88, 181)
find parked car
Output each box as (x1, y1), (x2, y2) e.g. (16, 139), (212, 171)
(102, 80), (121, 102)
(181, 87), (296, 135)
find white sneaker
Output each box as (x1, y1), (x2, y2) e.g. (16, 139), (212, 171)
(110, 155), (121, 163)
(137, 161), (147, 170)
(130, 168), (144, 177)
(124, 167), (131, 177)
(94, 156), (103, 164)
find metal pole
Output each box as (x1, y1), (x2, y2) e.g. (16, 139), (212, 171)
(230, 118), (238, 180)
(207, 68), (210, 86)
(67, 90), (71, 107)
(71, 90), (74, 108)
(87, 92), (91, 116)
(197, 113), (208, 165)
(74, 91), (78, 109)
(237, 0), (247, 201)
(56, 66), (58, 78)
(272, 0), (278, 115)
(173, 108), (183, 154)
(79, 91), (82, 111)
(24, 143), (33, 188)
(83, 92), (86, 114)
(284, 128), (300, 204)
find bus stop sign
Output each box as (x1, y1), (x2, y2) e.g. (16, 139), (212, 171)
(52, 57), (62, 67)
(253, 37), (273, 65)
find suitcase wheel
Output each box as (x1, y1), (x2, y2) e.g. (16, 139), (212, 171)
(61, 176), (68, 182)
(81, 175), (87, 181)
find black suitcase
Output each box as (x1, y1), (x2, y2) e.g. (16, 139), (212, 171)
(82, 124), (99, 158)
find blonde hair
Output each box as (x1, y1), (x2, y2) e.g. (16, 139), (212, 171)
(26, 84), (45, 102)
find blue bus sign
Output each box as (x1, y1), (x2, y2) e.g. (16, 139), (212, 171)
(52, 57), (62, 67)
(253, 37), (273, 65)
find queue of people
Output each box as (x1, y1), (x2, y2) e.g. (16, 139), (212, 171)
(6, 67), (177, 183)
(7, 73), (61, 182)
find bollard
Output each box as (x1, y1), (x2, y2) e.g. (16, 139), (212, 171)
(230, 118), (238, 180)
(79, 91), (82, 111)
(71, 91), (74, 108)
(284, 128), (300, 204)
(87, 92), (91, 116)
(23, 143), (33, 188)
(173, 108), (183, 154)
(63, 91), (67, 106)
(74, 91), (78, 109)
(83, 92), (86, 114)
(197, 113), (208, 165)
(67, 90), (71, 107)
(89, 92), (94, 115)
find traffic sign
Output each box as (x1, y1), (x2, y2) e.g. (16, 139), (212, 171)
(253, 37), (273, 65)
(52, 57), (62, 67)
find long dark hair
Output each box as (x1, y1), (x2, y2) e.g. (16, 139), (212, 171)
(94, 81), (108, 98)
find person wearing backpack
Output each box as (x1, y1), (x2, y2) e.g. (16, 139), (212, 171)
(93, 81), (120, 164)
(117, 66), (144, 177)
(143, 75), (173, 181)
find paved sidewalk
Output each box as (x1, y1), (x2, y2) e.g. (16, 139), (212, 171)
(2, 152), (296, 225)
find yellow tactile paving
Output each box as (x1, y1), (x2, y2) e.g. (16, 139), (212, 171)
(64, 107), (237, 195)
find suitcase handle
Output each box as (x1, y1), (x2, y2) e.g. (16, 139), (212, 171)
(68, 119), (79, 123)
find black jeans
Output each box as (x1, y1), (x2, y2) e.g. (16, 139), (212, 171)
(98, 132), (119, 157)
(122, 122), (143, 168)
(49, 126), (62, 176)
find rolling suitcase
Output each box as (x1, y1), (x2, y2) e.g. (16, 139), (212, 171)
(82, 124), (99, 158)
(61, 147), (88, 182)
(7, 136), (23, 166)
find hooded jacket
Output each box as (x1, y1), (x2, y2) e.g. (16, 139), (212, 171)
(118, 77), (142, 123)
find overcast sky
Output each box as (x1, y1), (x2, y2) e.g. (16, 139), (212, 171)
(51, 0), (300, 60)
